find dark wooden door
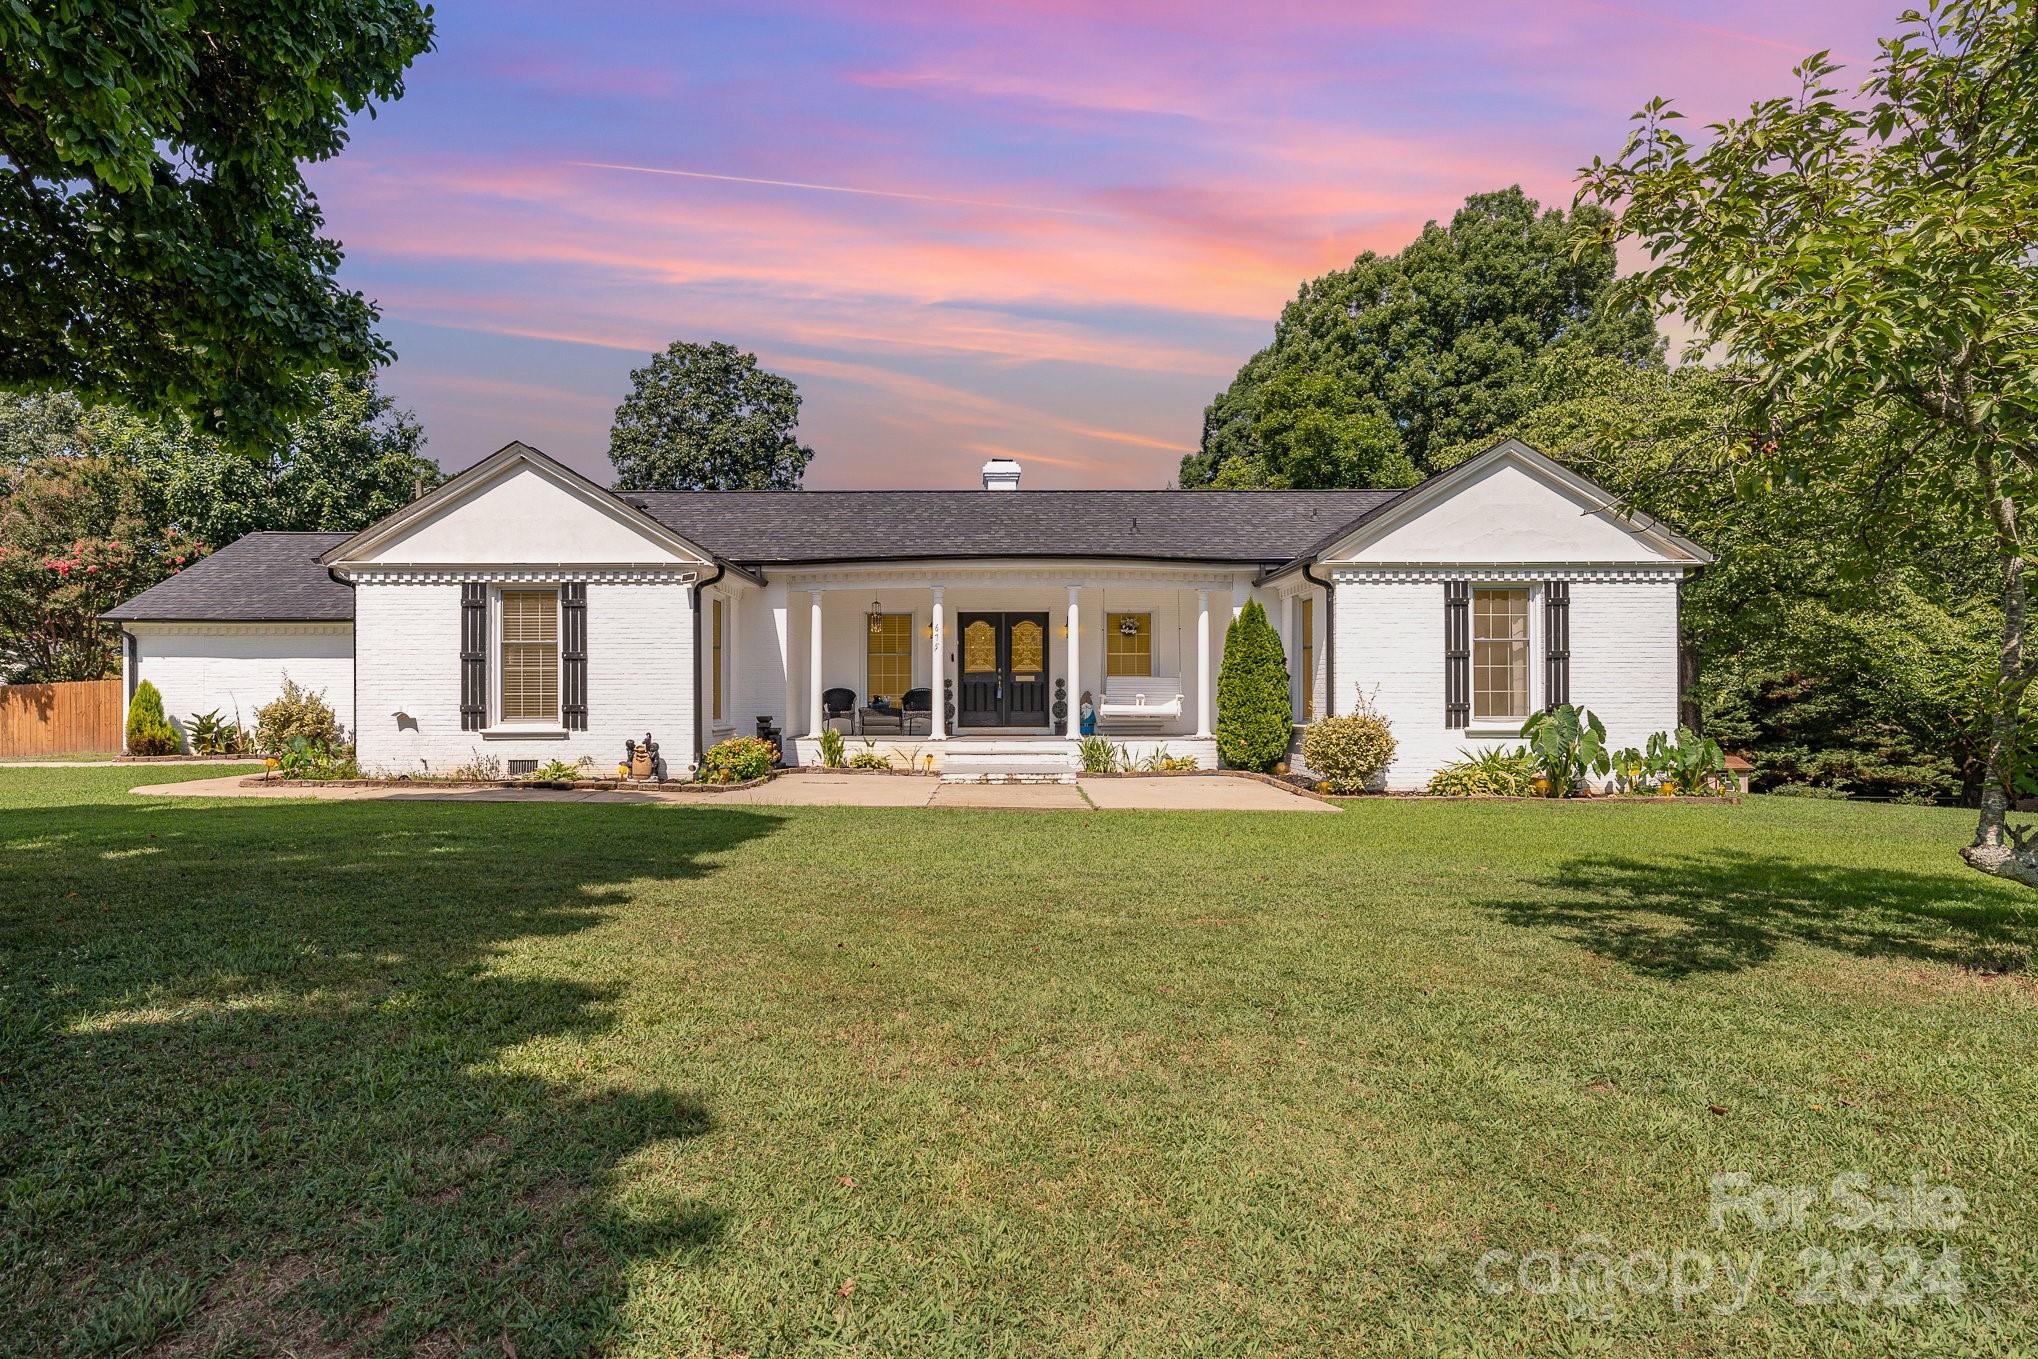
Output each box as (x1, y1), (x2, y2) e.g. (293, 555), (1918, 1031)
(1003, 613), (1050, 726)
(957, 613), (1003, 727)
(955, 612), (1053, 728)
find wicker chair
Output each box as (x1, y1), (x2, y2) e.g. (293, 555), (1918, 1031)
(822, 687), (857, 734)
(901, 688), (932, 734)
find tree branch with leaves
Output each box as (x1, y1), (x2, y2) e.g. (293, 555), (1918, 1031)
(1580, 0), (2038, 885)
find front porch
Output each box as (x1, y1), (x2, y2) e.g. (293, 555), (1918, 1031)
(770, 565), (1248, 769)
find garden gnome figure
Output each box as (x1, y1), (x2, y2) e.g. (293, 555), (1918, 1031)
(1079, 690), (1096, 737)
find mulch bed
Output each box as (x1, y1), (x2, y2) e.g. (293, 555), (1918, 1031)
(117, 754), (261, 764)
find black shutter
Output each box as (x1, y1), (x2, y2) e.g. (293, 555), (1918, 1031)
(561, 583), (587, 731)
(1544, 580), (1570, 710)
(460, 583), (487, 731)
(1444, 581), (1470, 728)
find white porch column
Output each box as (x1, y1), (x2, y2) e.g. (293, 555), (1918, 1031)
(1195, 588), (1213, 739)
(776, 596), (794, 734)
(807, 589), (824, 737)
(1283, 593), (1298, 721)
(1065, 585), (1081, 737)
(929, 586), (946, 740)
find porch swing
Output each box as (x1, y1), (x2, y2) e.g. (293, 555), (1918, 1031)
(1094, 589), (1184, 724)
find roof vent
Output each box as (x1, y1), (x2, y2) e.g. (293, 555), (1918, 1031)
(981, 457), (1021, 491)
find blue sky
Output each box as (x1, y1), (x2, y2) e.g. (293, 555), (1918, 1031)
(308, 0), (1892, 487)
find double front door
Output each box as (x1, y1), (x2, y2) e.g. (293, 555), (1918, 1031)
(956, 612), (1051, 728)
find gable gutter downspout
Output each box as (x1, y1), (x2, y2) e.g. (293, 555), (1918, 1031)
(690, 563), (727, 775)
(1301, 561), (1334, 719)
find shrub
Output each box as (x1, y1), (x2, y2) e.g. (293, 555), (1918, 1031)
(1302, 699), (1396, 794)
(530, 757), (591, 782)
(1077, 735), (1122, 773)
(1768, 782), (1850, 800)
(451, 751), (503, 780)
(275, 736), (359, 780)
(847, 742), (892, 770)
(186, 708), (246, 756)
(124, 680), (180, 755)
(1215, 599), (1292, 772)
(1427, 747), (1538, 796)
(700, 735), (777, 783)
(253, 674), (342, 754)
(818, 727), (846, 768)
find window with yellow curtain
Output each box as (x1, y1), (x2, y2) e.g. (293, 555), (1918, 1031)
(866, 613), (912, 706)
(500, 589), (559, 722)
(711, 598), (724, 721)
(1472, 587), (1531, 720)
(1105, 613), (1150, 676)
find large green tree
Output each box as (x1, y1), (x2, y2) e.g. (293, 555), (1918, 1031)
(0, 454), (203, 681)
(1181, 187), (1662, 489)
(608, 341), (815, 491)
(0, 374), (440, 547)
(1580, 0), (2038, 884)
(0, 1), (435, 447)
(133, 371), (440, 545)
(0, 373), (439, 678)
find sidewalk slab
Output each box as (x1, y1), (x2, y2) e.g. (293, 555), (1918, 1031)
(928, 782), (1088, 809)
(720, 774), (937, 806)
(1077, 776), (1337, 812)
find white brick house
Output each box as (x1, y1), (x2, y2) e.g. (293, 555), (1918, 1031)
(105, 438), (1710, 787)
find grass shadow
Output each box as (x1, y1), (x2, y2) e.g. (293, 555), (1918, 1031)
(0, 794), (781, 1356)
(1477, 849), (2035, 979)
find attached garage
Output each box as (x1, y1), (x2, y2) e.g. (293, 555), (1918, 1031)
(103, 532), (356, 752)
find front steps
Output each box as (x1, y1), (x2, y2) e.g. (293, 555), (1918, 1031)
(935, 738), (1078, 783)
(782, 734), (1218, 783)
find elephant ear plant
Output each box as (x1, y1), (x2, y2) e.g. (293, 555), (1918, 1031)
(1650, 727), (1731, 796)
(1520, 703), (1609, 797)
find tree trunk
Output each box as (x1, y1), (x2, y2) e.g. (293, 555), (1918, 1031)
(1963, 453), (2038, 886)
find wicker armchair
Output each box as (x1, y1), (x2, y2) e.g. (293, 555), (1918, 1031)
(822, 687), (857, 734)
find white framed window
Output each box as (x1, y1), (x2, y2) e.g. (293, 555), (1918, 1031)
(1105, 613), (1151, 677)
(1471, 586), (1532, 722)
(499, 587), (561, 724)
(866, 612), (913, 707)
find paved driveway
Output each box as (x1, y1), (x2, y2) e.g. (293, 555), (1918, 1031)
(131, 772), (1334, 812)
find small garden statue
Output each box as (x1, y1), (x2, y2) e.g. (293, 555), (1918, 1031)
(1079, 690), (1096, 736)
(625, 732), (659, 781)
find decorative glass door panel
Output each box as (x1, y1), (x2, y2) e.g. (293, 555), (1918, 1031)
(955, 612), (1052, 727)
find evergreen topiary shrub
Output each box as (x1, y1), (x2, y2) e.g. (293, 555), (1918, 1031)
(125, 680), (181, 755)
(1215, 599), (1292, 771)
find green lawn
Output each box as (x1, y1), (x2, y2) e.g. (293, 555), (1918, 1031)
(3, 767), (2034, 1357)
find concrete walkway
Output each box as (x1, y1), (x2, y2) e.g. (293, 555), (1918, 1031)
(129, 771), (1334, 812)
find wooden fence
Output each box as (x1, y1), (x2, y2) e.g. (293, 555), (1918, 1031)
(0, 678), (124, 757)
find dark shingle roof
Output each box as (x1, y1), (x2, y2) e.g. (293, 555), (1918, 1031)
(103, 532), (354, 622)
(618, 489), (1405, 566)
(104, 490), (1412, 622)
